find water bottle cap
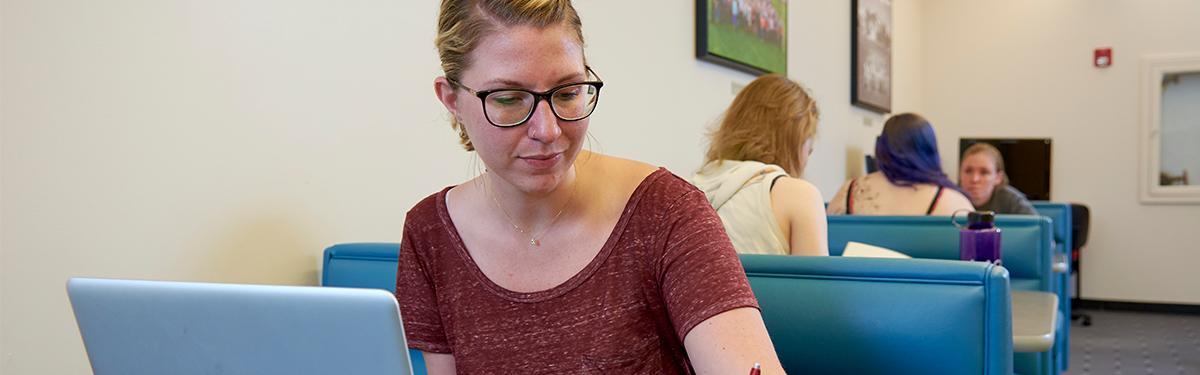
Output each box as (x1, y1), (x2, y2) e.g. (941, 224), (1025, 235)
(968, 211), (996, 224)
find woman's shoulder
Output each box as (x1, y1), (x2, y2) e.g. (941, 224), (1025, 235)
(994, 185), (1038, 214)
(575, 152), (690, 214)
(770, 176), (825, 217)
(930, 187), (975, 215)
(581, 151), (665, 191)
(771, 176), (822, 198)
(635, 167), (700, 205)
(404, 186), (453, 230)
(584, 152), (658, 177)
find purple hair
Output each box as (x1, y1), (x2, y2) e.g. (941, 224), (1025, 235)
(874, 113), (963, 193)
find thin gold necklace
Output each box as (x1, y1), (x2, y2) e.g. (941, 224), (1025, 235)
(486, 172), (578, 247)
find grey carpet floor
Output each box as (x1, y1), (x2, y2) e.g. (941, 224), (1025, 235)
(1067, 309), (1200, 374)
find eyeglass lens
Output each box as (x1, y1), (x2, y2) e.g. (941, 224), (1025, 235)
(483, 83), (599, 127)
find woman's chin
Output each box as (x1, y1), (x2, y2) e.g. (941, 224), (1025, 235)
(967, 192), (989, 206)
(514, 171), (572, 195)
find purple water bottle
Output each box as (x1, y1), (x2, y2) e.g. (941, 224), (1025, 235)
(955, 211), (1002, 265)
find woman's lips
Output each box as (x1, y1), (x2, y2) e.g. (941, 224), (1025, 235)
(518, 152), (562, 169)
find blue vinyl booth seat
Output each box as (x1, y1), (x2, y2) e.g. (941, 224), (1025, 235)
(1031, 201), (1073, 373)
(320, 243), (426, 375)
(322, 243), (1020, 375)
(741, 255), (1013, 375)
(827, 215), (1058, 375)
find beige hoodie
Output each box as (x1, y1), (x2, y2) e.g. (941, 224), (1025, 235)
(689, 160), (790, 255)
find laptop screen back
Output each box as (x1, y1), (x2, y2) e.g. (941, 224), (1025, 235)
(67, 278), (413, 375)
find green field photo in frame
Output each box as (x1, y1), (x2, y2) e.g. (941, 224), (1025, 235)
(696, 0), (788, 76)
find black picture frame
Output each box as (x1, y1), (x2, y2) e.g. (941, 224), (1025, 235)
(696, 0), (788, 76)
(851, 0), (892, 113)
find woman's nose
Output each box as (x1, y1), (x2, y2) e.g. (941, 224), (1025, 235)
(526, 100), (562, 143)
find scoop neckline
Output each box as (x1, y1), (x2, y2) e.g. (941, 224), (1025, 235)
(435, 168), (667, 303)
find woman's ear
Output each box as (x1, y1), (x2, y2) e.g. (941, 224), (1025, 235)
(997, 171), (1008, 186)
(434, 77), (460, 118)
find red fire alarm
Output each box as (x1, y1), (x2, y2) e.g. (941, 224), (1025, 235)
(1094, 48), (1113, 68)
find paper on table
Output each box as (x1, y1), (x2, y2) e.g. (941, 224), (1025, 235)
(842, 241), (912, 258)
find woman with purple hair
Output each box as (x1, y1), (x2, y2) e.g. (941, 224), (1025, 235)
(826, 113), (974, 215)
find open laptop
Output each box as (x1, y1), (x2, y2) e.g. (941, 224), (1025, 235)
(67, 277), (414, 375)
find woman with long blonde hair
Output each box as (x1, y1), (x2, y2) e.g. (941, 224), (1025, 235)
(691, 74), (828, 256)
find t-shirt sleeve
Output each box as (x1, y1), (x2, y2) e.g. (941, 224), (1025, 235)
(658, 187), (760, 341)
(395, 221), (453, 353)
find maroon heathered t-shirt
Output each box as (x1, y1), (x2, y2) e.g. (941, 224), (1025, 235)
(396, 169), (759, 374)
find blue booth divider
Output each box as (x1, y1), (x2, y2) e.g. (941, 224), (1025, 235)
(1031, 201), (1074, 372)
(827, 215), (1058, 375)
(320, 243), (425, 375)
(742, 254), (1013, 375)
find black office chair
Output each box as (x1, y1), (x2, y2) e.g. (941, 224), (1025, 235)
(1070, 204), (1092, 326)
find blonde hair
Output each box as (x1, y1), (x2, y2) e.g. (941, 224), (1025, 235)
(962, 142), (1009, 185)
(436, 0), (585, 151)
(704, 74), (820, 177)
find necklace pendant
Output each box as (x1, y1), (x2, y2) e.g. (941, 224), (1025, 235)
(530, 238), (540, 246)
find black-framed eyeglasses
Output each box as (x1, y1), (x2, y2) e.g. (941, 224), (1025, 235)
(448, 66), (604, 128)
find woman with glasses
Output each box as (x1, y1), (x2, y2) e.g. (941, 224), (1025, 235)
(690, 74), (828, 256)
(826, 113), (974, 215)
(395, 1), (785, 374)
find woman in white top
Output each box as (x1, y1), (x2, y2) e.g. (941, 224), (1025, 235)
(691, 74), (828, 256)
(827, 113), (974, 215)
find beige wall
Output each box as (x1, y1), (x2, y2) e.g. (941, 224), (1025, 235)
(920, 0), (1200, 304)
(0, 1), (921, 373)
(20, 0), (1200, 373)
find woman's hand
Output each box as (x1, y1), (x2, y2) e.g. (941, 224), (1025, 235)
(420, 351), (457, 375)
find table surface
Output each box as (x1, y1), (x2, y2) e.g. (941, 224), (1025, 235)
(1012, 290), (1059, 352)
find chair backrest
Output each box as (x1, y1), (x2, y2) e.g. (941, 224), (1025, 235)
(1070, 204), (1090, 249)
(827, 215), (1053, 292)
(741, 255), (1013, 375)
(321, 243), (427, 375)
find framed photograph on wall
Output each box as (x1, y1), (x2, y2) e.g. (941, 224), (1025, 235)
(851, 0), (892, 113)
(696, 0), (788, 76)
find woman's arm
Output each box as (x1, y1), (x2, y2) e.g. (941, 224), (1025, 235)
(420, 352), (457, 375)
(770, 177), (829, 256)
(825, 180), (851, 215)
(683, 307), (786, 374)
(659, 186), (786, 374)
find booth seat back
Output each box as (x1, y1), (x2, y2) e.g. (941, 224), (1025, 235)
(1031, 202), (1072, 256)
(1031, 201), (1074, 373)
(827, 215), (1053, 293)
(826, 215), (1058, 375)
(741, 255), (1013, 375)
(321, 243), (425, 375)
